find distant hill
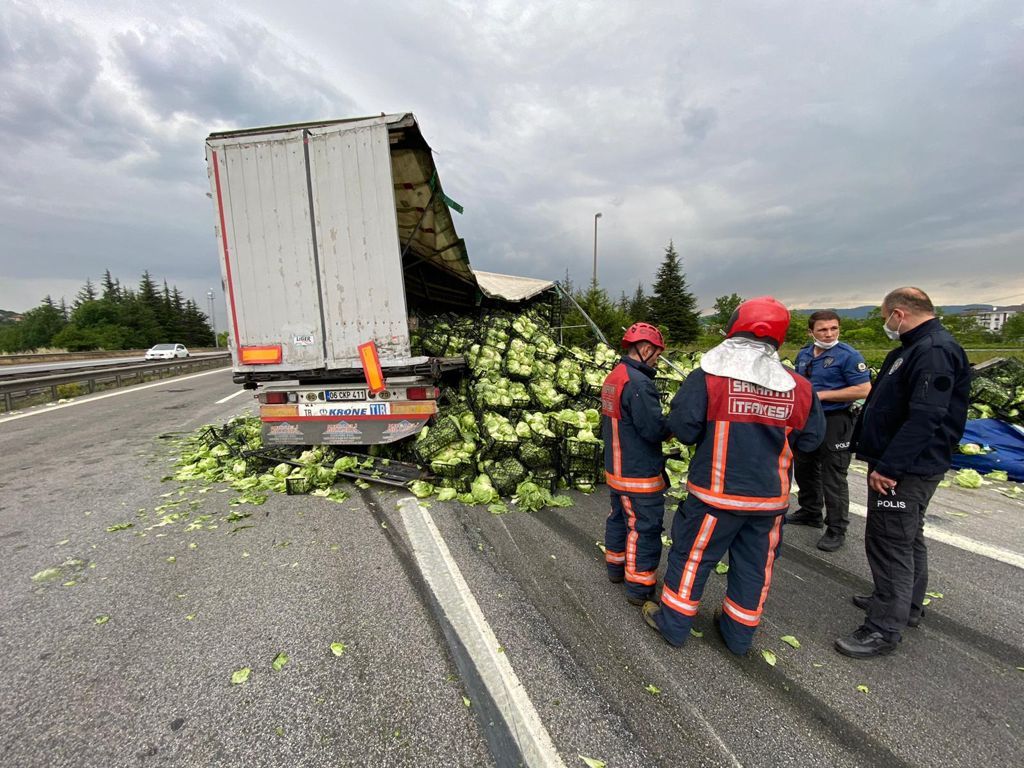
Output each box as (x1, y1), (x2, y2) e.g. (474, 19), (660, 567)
(793, 304), (991, 319)
(0, 309), (22, 324)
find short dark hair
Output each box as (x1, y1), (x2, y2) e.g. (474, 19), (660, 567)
(807, 310), (840, 330)
(883, 287), (935, 316)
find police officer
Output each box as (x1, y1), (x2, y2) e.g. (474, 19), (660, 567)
(642, 298), (825, 653)
(602, 323), (671, 606)
(787, 311), (871, 552)
(835, 287), (970, 658)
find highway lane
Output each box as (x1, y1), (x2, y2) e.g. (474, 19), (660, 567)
(1, 372), (1022, 766)
(0, 371), (492, 767)
(0, 351), (227, 377)
(421, 481), (1024, 768)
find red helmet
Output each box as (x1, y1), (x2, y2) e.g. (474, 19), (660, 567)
(725, 296), (790, 348)
(622, 322), (665, 350)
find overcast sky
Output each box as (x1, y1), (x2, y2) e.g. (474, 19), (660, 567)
(2, 0), (1022, 322)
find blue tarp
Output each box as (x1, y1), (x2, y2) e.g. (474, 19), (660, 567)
(951, 419), (1024, 482)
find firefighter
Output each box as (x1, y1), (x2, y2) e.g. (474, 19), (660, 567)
(643, 297), (825, 654)
(602, 322), (672, 605)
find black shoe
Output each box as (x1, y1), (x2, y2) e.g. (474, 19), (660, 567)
(834, 626), (898, 658)
(816, 530), (845, 552)
(786, 509), (823, 528)
(608, 572), (624, 584)
(851, 594), (923, 628)
(627, 592), (651, 606)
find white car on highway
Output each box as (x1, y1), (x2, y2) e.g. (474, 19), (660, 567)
(145, 343), (190, 360)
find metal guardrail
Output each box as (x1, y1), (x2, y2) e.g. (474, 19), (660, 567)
(0, 353), (231, 412)
(0, 347), (222, 365)
(0, 352), (228, 383)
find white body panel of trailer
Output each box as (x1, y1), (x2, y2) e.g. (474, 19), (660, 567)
(206, 116), (411, 374)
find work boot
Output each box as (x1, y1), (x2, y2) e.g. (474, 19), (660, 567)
(607, 571), (624, 584)
(851, 595), (922, 627)
(641, 601), (676, 646)
(834, 626), (898, 658)
(816, 530), (845, 552)
(786, 509), (823, 528)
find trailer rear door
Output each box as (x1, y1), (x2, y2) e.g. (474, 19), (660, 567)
(206, 117), (408, 374)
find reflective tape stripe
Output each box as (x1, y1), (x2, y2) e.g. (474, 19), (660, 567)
(686, 483), (789, 510)
(662, 586), (700, 616)
(623, 497), (638, 576)
(776, 427), (793, 496)
(604, 550), (625, 565)
(711, 421), (729, 493)
(623, 497), (657, 586)
(756, 516), (783, 612)
(626, 569), (658, 586)
(722, 596), (760, 627)
(606, 473), (667, 493)
(612, 419), (622, 477)
(678, 513), (717, 600)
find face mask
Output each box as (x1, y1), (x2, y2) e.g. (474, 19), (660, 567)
(813, 339), (839, 350)
(883, 311), (903, 341)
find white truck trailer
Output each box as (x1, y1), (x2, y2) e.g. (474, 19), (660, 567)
(204, 113), (555, 446)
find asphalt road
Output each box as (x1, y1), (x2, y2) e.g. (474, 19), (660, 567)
(1, 369), (1022, 767)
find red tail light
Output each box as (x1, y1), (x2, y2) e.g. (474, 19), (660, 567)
(259, 392), (288, 404)
(406, 387), (440, 400)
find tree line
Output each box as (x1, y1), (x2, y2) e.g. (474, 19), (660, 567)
(559, 242), (1024, 351)
(0, 271), (215, 353)
(561, 241), (703, 347)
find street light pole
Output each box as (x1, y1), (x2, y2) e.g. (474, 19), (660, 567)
(207, 289), (217, 348)
(592, 212), (602, 288)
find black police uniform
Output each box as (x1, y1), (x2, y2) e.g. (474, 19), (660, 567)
(791, 341), (870, 539)
(852, 317), (970, 640)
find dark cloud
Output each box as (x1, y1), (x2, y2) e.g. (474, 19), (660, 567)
(111, 21), (355, 127)
(1, 0), (1022, 316)
(0, 5), (103, 144)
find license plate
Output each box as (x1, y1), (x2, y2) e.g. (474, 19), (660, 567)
(325, 389), (367, 401)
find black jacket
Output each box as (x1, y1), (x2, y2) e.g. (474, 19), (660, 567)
(853, 318), (970, 478)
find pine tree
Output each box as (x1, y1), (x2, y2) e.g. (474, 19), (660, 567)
(74, 279), (97, 309)
(15, 297), (67, 350)
(627, 283), (650, 322)
(648, 241), (700, 344)
(563, 284), (630, 347)
(101, 270), (121, 302)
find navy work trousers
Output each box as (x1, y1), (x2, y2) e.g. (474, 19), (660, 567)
(604, 491), (665, 601)
(653, 496), (784, 654)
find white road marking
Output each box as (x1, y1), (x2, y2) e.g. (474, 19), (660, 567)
(397, 496), (567, 768)
(0, 367), (230, 425)
(850, 502), (1024, 570)
(215, 388), (251, 404)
